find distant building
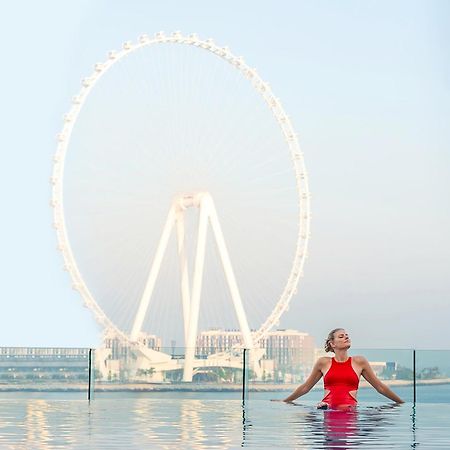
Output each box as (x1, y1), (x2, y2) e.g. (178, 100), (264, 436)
(196, 328), (315, 382)
(0, 347), (89, 358)
(262, 329), (315, 368)
(369, 361), (397, 377)
(196, 328), (244, 355)
(0, 347), (90, 381)
(102, 329), (162, 360)
(97, 329), (163, 381)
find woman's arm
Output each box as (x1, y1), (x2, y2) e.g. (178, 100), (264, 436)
(358, 356), (404, 403)
(283, 358), (324, 402)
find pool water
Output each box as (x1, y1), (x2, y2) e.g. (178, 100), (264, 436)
(0, 397), (449, 448)
(246, 400), (449, 448)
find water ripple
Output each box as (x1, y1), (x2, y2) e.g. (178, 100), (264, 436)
(0, 398), (449, 448)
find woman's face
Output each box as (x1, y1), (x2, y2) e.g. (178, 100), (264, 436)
(331, 329), (351, 351)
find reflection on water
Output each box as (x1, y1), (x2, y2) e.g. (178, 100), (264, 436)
(0, 398), (449, 448)
(245, 403), (409, 448)
(242, 401), (449, 449)
(297, 403), (402, 449)
(26, 400), (50, 449)
(323, 409), (358, 448)
(0, 398), (243, 449)
(411, 404), (417, 449)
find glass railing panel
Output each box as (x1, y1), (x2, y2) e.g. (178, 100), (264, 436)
(91, 346), (245, 398)
(245, 344), (319, 403)
(4, 345), (447, 404)
(350, 348), (414, 403)
(415, 349), (450, 403)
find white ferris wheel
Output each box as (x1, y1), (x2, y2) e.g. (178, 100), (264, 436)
(51, 32), (310, 380)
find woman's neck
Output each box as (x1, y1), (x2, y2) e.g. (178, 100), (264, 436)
(334, 349), (349, 362)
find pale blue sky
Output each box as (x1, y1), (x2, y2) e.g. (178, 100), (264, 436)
(0, 1), (449, 349)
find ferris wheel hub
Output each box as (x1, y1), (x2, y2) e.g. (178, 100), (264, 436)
(176, 192), (209, 210)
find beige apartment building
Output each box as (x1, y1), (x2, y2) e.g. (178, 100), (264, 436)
(262, 329), (315, 374)
(197, 328), (316, 382)
(196, 328), (244, 354)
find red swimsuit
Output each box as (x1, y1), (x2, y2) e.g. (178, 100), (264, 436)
(322, 357), (359, 409)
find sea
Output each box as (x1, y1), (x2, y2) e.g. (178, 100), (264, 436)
(0, 384), (449, 448)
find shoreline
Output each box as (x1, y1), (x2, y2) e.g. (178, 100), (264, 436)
(0, 378), (449, 393)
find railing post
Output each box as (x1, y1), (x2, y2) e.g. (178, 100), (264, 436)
(413, 349), (416, 404)
(88, 348), (92, 401)
(242, 348), (247, 404)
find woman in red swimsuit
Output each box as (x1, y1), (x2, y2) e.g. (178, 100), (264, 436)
(282, 328), (404, 409)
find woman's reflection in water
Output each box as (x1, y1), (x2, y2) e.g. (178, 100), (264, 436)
(323, 408), (358, 449)
(295, 403), (402, 449)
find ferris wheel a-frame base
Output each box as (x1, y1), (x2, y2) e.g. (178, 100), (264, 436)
(129, 192), (254, 382)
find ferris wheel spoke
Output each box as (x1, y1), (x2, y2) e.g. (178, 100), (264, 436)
(130, 206), (176, 341)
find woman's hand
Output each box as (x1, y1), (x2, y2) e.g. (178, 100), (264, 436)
(316, 402), (329, 409)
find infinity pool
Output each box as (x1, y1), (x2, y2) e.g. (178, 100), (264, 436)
(0, 397), (449, 448)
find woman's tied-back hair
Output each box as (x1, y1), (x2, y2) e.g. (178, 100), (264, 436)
(324, 328), (344, 353)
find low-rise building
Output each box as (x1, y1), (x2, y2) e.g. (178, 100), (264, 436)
(0, 347), (90, 382)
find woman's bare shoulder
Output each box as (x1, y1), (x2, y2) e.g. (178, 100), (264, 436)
(316, 356), (333, 367)
(351, 355), (369, 365)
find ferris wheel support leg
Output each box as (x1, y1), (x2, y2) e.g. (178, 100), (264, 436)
(176, 212), (191, 345)
(182, 200), (209, 382)
(130, 207), (176, 342)
(207, 194), (254, 351)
